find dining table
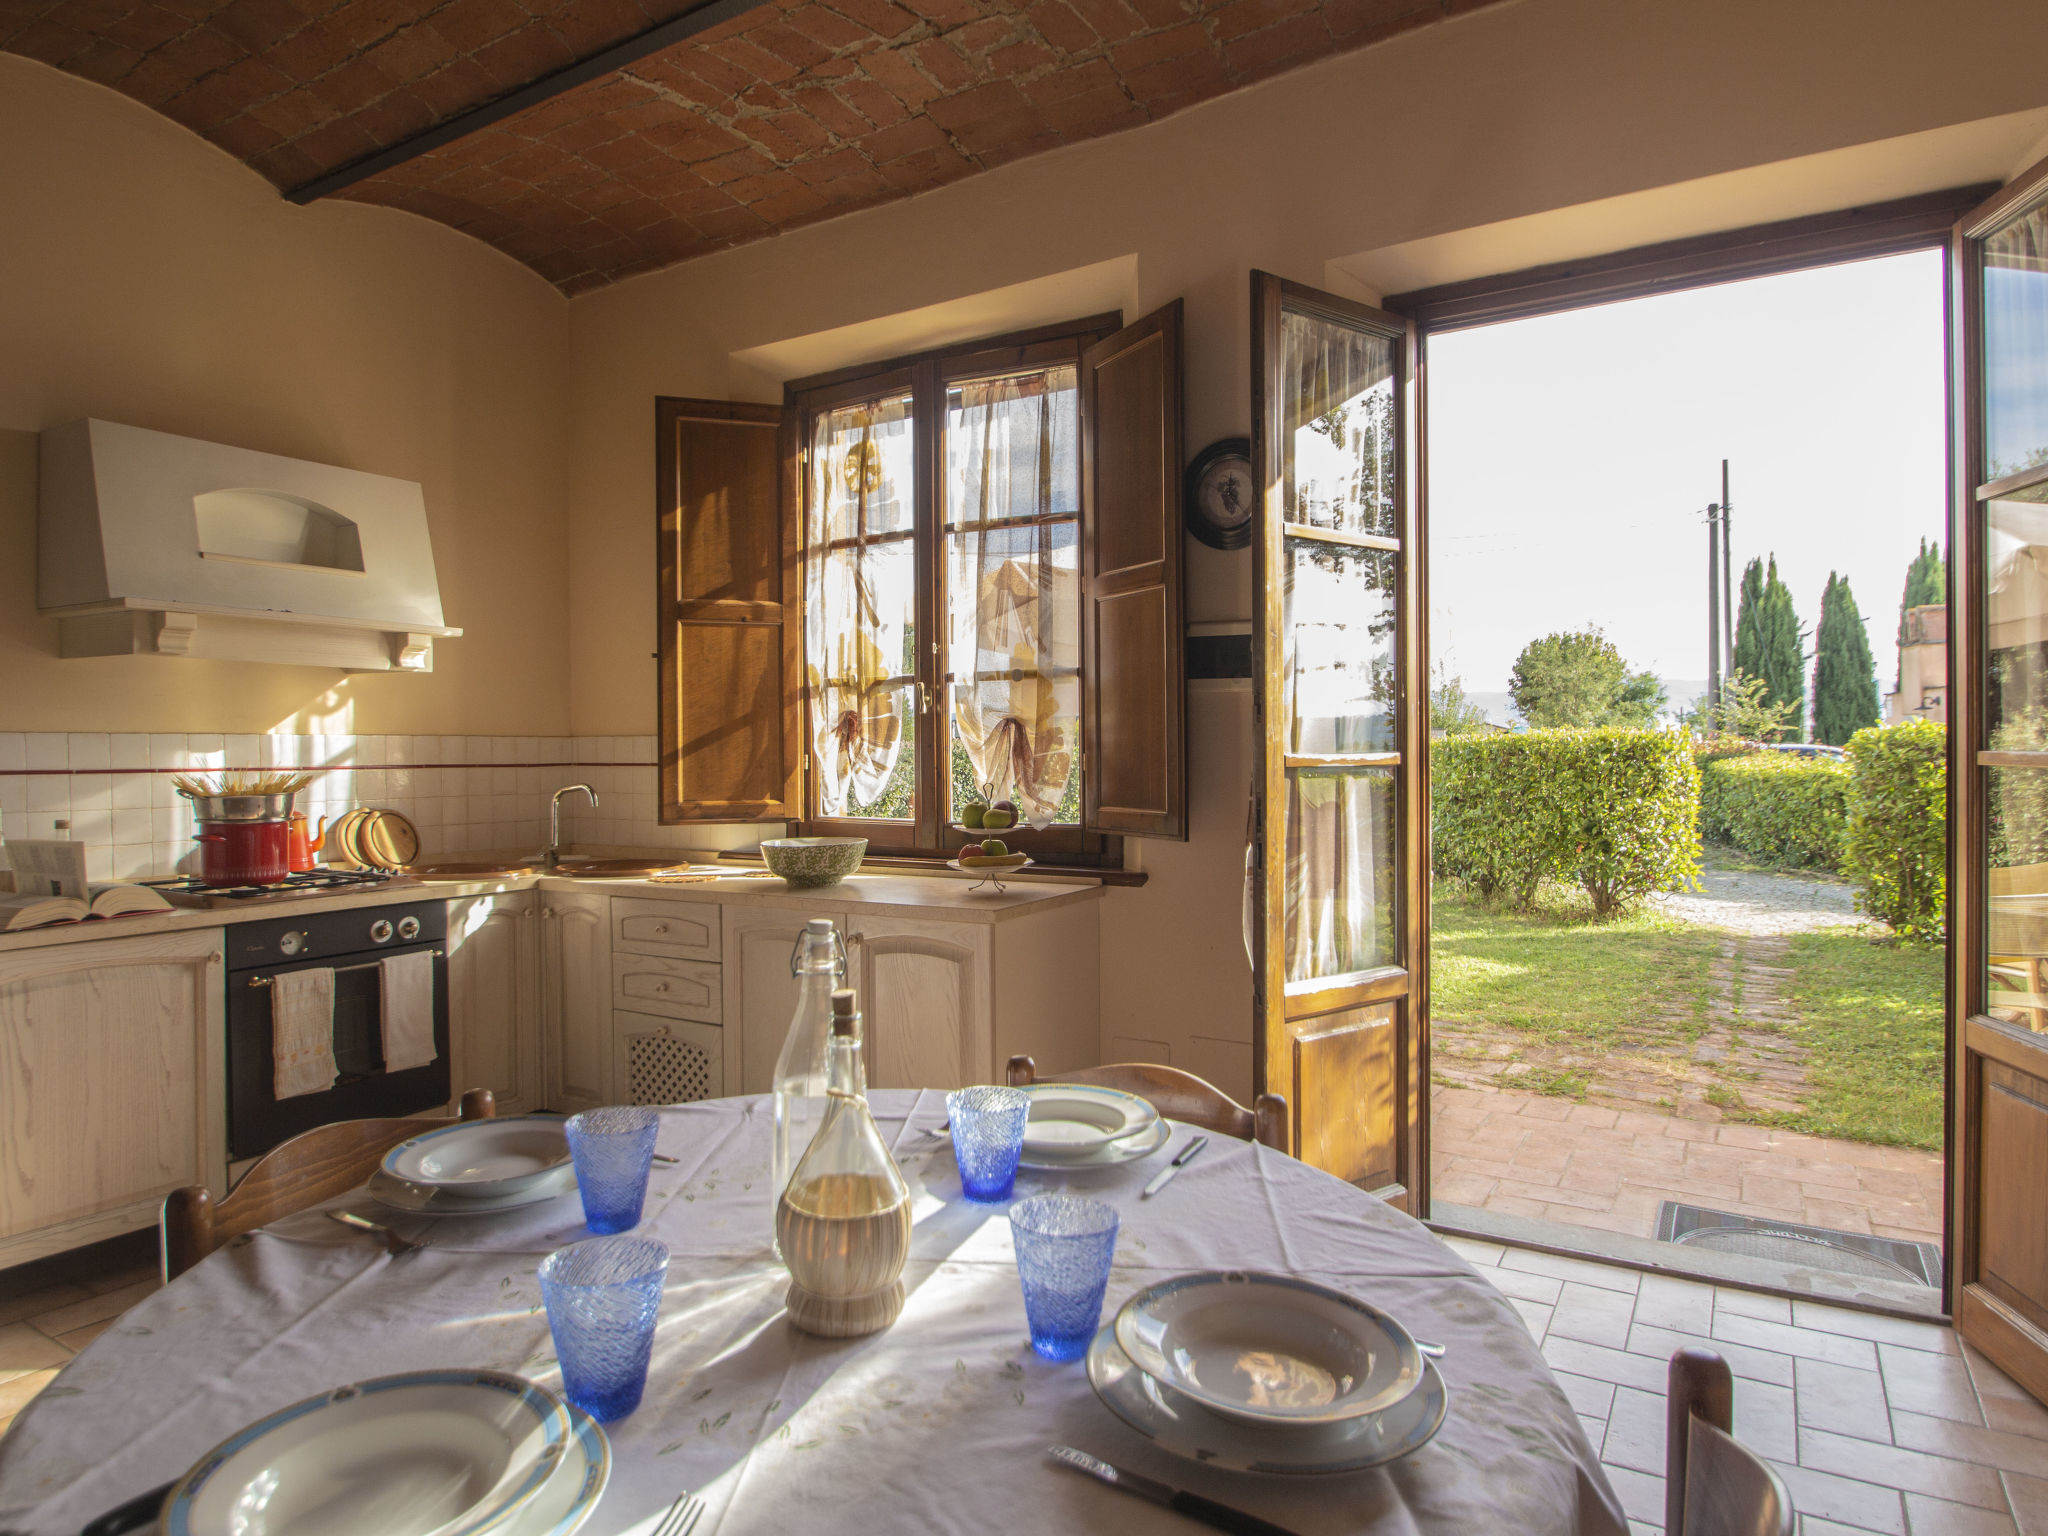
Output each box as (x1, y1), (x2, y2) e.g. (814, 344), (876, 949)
(0, 1091), (1628, 1536)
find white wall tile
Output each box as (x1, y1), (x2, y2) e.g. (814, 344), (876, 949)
(226, 734), (260, 766)
(66, 734), (109, 770)
(109, 734), (146, 769)
(112, 809), (151, 844)
(26, 735), (66, 771)
(112, 772), (152, 810)
(148, 734), (187, 768)
(0, 734), (22, 772)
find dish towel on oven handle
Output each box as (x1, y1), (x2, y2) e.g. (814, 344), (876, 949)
(380, 949), (438, 1073)
(272, 967), (338, 1100)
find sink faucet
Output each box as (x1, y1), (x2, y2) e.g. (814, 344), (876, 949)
(547, 784), (598, 869)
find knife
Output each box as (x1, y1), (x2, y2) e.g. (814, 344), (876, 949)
(1141, 1134), (1208, 1199)
(1048, 1446), (1299, 1536)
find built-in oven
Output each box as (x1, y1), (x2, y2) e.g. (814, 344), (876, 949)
(225, 900), (451, 1160)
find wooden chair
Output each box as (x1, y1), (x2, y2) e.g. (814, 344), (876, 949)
(162, 1088), (496, 1280)
(1005, 1055), (1289, 1152)
(1666, 1347), (1794, 1536)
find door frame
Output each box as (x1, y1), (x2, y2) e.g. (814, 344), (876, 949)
(1385, 185), (1992, 1296)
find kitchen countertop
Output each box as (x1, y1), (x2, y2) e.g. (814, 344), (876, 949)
(0, 866), (1105, 955)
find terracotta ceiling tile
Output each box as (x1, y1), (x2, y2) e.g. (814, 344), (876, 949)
(579, 128), (663, 168)
(784, 80), (874, 138)
(470, 20), (576, 87)
(1019, 0), (1092, 50)
(1122, 0), (1189, 27)
(1323, 0), (1435, 40)
(854, 109), (944, 160)
(95, 3), (191, 51)
(1062, 0), (1141, 44)
(820, 0), (919, 42)
(246, 80), (328, 132)
(1219, 8), (1326, 75)
(639, 115), (750, 159)
(209, 0), (305, 50)
(547, 0), (656, 55)
(246, 136), (325, 184)
(738, 17), (834, 69)
(752, 180), (830, 221)
(950, 14), (1009, 50)
(416, 0), (524, 54)
(836, 74), (909, 126)
(65, 35), (143, 77)
(909, 33), (969, 87)
(781, 3), (873, 51)
(671, 44), (756, 97)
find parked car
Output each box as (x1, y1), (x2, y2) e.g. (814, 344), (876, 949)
(1760, 742), (1847, 760)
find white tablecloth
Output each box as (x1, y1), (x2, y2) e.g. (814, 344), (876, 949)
(0, 1092), (1627, 1535)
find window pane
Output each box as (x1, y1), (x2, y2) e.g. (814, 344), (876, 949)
(806, 394), (916, 820)
(1986, 200), (2048, 479)
(1284, 767), (1396, 983)
(943, 366), (1082, 825)
(1284, 538), (1396, 753)
(1989, 765), (2048, 1032)
(1988, 487), (2048, 741)
(1279, 311), (1397, 538)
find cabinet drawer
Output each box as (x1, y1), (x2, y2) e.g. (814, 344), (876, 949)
(613, 952), (721, 1023)
(616, 1013), (723, 1105)
(612, 898), (720, 960)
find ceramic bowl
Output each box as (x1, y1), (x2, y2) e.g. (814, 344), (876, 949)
(760, 836), (867, 888)
(1114, 1271), (1424, 1426)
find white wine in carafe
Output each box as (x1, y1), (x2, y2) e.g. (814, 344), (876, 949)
(776, 990), (911, 1337)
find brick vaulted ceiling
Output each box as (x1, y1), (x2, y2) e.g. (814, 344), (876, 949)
(4, 0), (1498, 294)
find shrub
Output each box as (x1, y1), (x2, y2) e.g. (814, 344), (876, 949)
(1434, 729), (1701, 917)
(1698, 752), (1850, 871)
(1842, 721), (1947, 939)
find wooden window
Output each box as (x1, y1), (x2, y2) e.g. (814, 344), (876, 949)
(656, 308), (1187, 862)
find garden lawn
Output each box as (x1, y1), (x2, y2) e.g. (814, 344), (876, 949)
(1431, 889), (1720, 1052)
(1764, 928), (1945, 1150)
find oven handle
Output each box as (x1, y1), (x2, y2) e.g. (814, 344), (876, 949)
(245, 949), (445, 987)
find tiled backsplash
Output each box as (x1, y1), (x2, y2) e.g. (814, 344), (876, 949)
(0, 733), (710, 882)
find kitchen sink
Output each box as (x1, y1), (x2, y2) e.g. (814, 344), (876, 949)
(405, 860), (542, 880)
(553, 858), (695, 878)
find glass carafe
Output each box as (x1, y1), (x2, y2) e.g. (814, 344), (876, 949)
(771, 918), (845, 1251)
(775, 990), (912, 1337)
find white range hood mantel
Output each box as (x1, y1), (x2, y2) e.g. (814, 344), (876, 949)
(37, 419), (461, 672)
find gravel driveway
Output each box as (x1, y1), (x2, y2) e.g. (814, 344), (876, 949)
(1651, 864), (1866, 935)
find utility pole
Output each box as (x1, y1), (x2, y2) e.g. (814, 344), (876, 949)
(1707, 494), (1722, 711)
(1720, 458), (1734, 689)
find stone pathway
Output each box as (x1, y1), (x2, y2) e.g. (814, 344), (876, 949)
(1431, 860), (1944, 1251)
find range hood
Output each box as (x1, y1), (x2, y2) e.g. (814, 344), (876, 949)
(38, 419), (461, 671)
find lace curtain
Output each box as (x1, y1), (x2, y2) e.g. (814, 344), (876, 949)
(805, 396), (915, 816)
(1284, 769), (1394, 983)
(945, 369), (1081, 823)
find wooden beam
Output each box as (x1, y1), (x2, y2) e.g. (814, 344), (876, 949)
(285, 0), (777, 204)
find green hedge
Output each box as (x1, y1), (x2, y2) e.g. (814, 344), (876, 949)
(1843, 721), (1947, 939)
(1698, 753), (1850, 872)
(1434, 729), (1701, 916)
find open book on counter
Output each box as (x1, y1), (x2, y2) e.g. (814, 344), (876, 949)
(0, 883), (174, 931)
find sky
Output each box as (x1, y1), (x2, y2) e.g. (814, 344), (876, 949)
(1425, 248), (1949, 717)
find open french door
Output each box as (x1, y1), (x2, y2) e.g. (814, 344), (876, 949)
(1249, 272), (1428, 1209)
(1954, 155), (2048, 1403)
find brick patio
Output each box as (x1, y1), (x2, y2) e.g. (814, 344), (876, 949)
(1430, 1083), (1945, 1249)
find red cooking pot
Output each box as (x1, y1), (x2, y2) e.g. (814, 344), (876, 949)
(194, 819), (291, 886)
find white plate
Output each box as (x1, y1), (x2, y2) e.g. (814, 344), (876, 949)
(163, 1370), (571, 1536)
(1114, 1272), (1424, 1427)
(1019, 1084), (1160, 1156)
(505, 1406), (609, 1536)
(384, 1117), (573, 1199)
(1088, 1326), (1447, 1475)
(367, 1162), (578, 1216)
(1018, 1117), (1172, 1170)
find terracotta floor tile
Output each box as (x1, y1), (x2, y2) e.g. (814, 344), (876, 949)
(1767, 1460), (1908, 1534)
(1715, 1123), (1784, 1150)
(1566, 1104), (1622, 1130)
(1517, 1097), (1578, 1122)
(54, 1316), (119, 1352)
(1558, 1162), (1623, 1197)
(1662, 1118), (1719, 1143)
(1877, 1345), (1984, 1427)
(1738, 1173), (1810, 1213)
(1499, 1178), (1614, 1213)
(1793, 1160), (1870, 1192)
(1715, 1312), (1879, 1370)
(1478, 1192), (1553, 1221)
(0, 1323), (70, 1374)
(1795, 1358), (1892, 1443)
(1429, 1170), (1499, 1206)
(1798, 1426), (2009, 1509)
(1903, 1492), (2018, 1535)
(1983, 1395), (2048, 1443)
(1444, 1153), (1560, 1187)
(1803, 1197), (1877, 1234)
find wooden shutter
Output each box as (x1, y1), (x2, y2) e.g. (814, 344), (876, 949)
(1080, 301), (1186, 839)
(656, 398), (801, 822)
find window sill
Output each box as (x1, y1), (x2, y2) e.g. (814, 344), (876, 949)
(715, 850), (1147, 887)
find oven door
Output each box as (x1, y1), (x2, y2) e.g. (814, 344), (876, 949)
(227, 942), (453, 1160)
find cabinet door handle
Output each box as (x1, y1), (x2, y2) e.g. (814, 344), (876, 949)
(654, 982), (670, 993)
(654, 924), (668, 935)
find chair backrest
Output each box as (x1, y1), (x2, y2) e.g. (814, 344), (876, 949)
(162, 1088), (495, 1280)
(1005, 1055), (1289, 1152)
(1666, 1346), (1794, 1536)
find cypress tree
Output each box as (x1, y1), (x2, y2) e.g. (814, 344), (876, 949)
(1733, 557), (1805, 740)
(1814, 572), (1881, 746)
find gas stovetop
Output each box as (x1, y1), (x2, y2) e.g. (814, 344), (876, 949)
(142, 868), (403, 908)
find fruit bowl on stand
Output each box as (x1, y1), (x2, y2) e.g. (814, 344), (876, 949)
(950, 836), (1031, 893)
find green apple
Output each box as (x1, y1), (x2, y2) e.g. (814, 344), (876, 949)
(982, 808), (1014, 829)
(961, 801), (986, 828)
(981, 838), (1008, 857)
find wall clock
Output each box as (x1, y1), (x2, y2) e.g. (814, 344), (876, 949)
(1184, 437), (1254, 551)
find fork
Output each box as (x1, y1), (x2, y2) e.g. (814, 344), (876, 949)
(326, 1209), (424, 1258)
(650, 1491), (706, 1536)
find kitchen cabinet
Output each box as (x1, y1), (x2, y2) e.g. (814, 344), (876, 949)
(447, 892), (542, 1116)
(724, 904), (843, 1095)
(543, 888), (611, 1114)
(0, 928), (225, 1268)
(846, 916), (991, 1091)
(615, 1012), (724, 1105)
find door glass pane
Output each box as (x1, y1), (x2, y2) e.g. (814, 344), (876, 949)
(1284, 767), (1396, 983)
(1986, 201), (2048, 480)
(1989, 765), (2048, 1032)
(1988, 484), (2048, 741)
(943, 366), (1082, 825)
(1284, 538), (1396, 752)
(1279, 310), (1397, 538)
(805, 393), (916, 819)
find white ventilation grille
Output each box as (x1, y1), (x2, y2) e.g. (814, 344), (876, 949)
(628, 1031), (711, 1105)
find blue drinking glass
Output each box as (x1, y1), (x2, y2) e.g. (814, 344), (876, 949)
(538, 1235), (669, 1422)
(565, 1106), (660, 1234)
(1009, 1195), (1120, 1363)
(948, 1086), (1031, 1203)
